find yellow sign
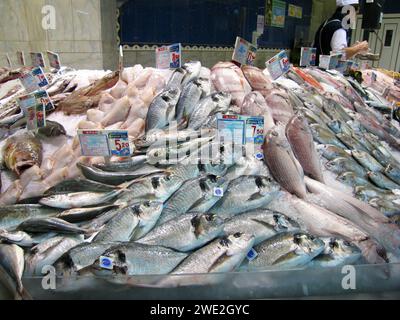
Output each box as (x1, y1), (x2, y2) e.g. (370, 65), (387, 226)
(288, 4), (302, 19)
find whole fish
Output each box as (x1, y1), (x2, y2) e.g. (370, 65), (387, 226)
(146, 87), (181, 132)
(369, 198), (400, 217)
(130, 201), (164, 240)
(175, 79), (204, 121)
(44, 178), (116, 195)
(309, 124), (346, 148)
(336, 171), (375, 188)
(92, 207), (139, 242)
(25, 236), (83, 275)
(137, 213), (223, 252)
(188, 92), (231, 130)
(56, 205), (117, 223)
(351, 132), (376, 153)
(3, 133), (42, 176)
(263, 128), (307, 198)
(77, 162), (164, 185)
(39, 189), (124, 209)
(157, 174), (226, 225)
(354, 186), (397, 202)
(286, 115), (324, 182)
(166, 68), (186, 89)
(0, 204), (60, 231)
(367, 171), (400, 190)
(308, 238), (362, 268)
(335, 133), (369, 153)
(182, 61), (202, 85)
(317, 144), (351, 161)
(93, 155), (148, 172)
(210, 175), (280, 219)
(351, 150), (384, 172)
(241, 65), (273, 97)
(115, 164), (200, 205)
(169, 233), (255, 276)
(90, 243), (188, 276)
(371, 148), (400, 168)
(243, 232), (325, 271)
(0, 229), (56, 247)
(0, 244), (30, 300)
(383, 164), (400, 185)
(54, 242), (115, 275)
(17, 218), (88, 235)
(327, 119), (353, 136)
(325, 157), (367, 177)
(241, 91), (275, 132)
(223, 209), (300, 245)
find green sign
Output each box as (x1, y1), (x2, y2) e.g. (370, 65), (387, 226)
(265, 0), (286, 28)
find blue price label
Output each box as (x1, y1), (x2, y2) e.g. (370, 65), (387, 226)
(247, 248), (258, 261)
(99, 256), (114, 270)
(213, 187), (224, 197)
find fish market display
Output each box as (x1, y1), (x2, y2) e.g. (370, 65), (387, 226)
(0, 58), (400, 299)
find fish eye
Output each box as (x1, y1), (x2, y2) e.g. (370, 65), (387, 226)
(233, 232), (242, 238)
(206, 214), (215, 221)
(343, 240), (351, 247)
(144, 201), (151, 207)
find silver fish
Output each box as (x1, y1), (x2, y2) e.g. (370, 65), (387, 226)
(368, 171), (400, 190)
(92, 207), (139, 242)
(176, 79), (204, 121)
(210, 175), (280, 219)
(17, 218), (89, 235)
(223, 209), (300, 245)
(157, 174), (226, 225)
(244, 232), (325, 271)
(137, 213), (223, 252)
(146, 87), (181, 132)
(316, 144), (351, 161)
(182, 61), (202, 85)
(166, 68), (186, 89)
(308, 238), (362, 268)
(93, 155), (148, 172)
(130, 201), (164, 240)
(56, 205), (117, 223)
(325, 157), (367, 177)
(0, 230), (56, 247)
(351, 150), (384, 172)
(188, 92), (231, 130)
(0, 244), (30, 300)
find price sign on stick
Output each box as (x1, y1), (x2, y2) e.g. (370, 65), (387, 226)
(20, 67), (49, 93)
(156, 43), (182, 69)
(17, 51), (25, 66)
(46, 51), (61, 70)
(78, 130), (131, 157)
(232, 37), (257, 66)
(300, 47), (317, 67)
(266, 50), (291, 80)
(30, 52), (46, 68)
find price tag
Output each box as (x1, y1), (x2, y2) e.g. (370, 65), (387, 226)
(232, 36), (257, 66)
(5, 54), (12, 68)
(20, 67), (49, 93)
(26, 103), (46, 131)
(213, 187), (224, 197)
(78, 130), (131, 157)
(319, 53), (343, 70)
(265, 50), (290, 80)
(46, 51), (61, 70)
(246, 248), (258, 261)
(30, 52), (46, 68)
(99, 256), (114, 270)
(300, 47), (317, 67)
(17, 51), (25, 66)
(108, 131), (131, 157)
(156, 43), (182, 69)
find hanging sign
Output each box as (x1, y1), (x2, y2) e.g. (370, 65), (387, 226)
(265, 0), (286, 28)
(232, 37), (257, 66)
(156, 43), (182, 69)
(266, 50), (291, 80)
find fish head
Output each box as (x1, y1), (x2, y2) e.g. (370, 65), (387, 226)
(327, 238), (361, 258)
(223, 233), (255, 257)
(54, 253), (78, 277)
(200, 174), (226, 193)
(325, 157), (344, 171)
(255, 176), (280, 194)
(191, 213), (224, 238)
(336, 172), (356, 184)
(213, 92), (232, 106)
(293, 233), (325, 256)
(134, 131), (160, 148)
(272, 213), (300, 232)
(131, 201), (164, 221)
(147, 147), (167, 163)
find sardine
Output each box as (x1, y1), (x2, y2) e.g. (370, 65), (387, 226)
(93, 155), (148, 172)
(17, 217), (88, 235)
(309, 124), (346, 148)
(130, 201), (164, 240)
(44, 178), (116, 195)
(367, 171), (400, 190)
(351, 150), (384, 172)
(325, 157), (367, 177)
(176, 79), (204, 121)
(317, 144), (351, 160)
(56, 205), (118, 223)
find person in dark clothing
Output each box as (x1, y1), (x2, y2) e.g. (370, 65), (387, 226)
(313, 0), (369, 63)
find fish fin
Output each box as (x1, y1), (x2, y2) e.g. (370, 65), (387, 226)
(272, 250), (299, 265)
(247, 192), (264, 201)
(208, 253), (230, 272)
(251, 219), (276, 231)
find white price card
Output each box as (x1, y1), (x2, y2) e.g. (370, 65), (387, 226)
(156, 43), (182, 69)
(46, 51), (61, 70)
(319, 53), (343, 70)
(232, 36), (257, 66)
(20, 67), (49, 93)
(30, 52), (46, 68)
(265, 50), (291, 80)
(78, 130), (131, 157)
(26, 104), (46, 131)
(17, 51), (25, 66)
(300, 47), (317, 67)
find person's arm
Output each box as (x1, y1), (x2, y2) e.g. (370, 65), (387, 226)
(331, 29), (369, 59)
